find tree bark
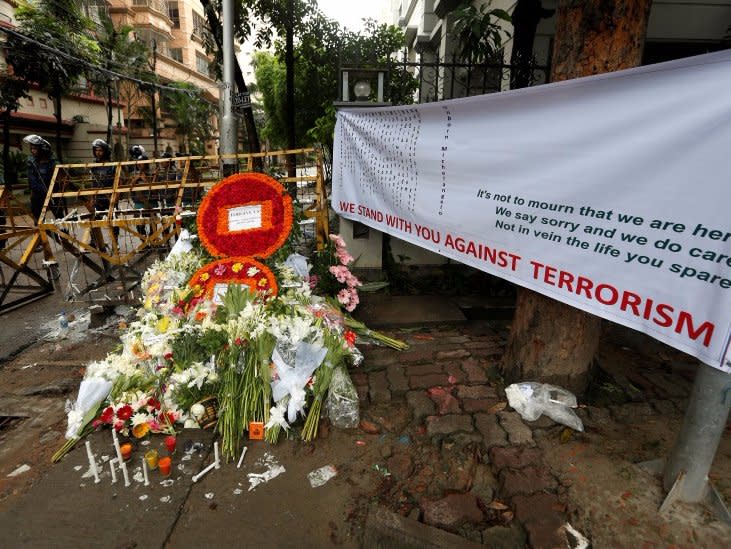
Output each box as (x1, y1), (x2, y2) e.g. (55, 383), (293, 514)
(501, 0), (652, 396)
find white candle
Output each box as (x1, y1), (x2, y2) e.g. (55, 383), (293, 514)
(236, 446), (248, 469)
(111, 430), (123, 462)
(121, 460), (131, 487)
(191, 461), (216, 483)
(142, 457), (150, 486)
(214, 441), (221, 469)
(109, 458), (118, 484)
(85, 440), (100, 483)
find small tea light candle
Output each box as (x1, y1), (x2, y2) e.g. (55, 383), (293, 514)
(165, 435), (177, 454)
(144, 449), (159, 470)
(120, 443), (133, 461)
(158, 456), (172, 477)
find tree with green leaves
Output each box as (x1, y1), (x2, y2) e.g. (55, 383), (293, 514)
(452, 0), (512, 64)
(160, 83), (215, 155)
(253, 16), (416, 160)
(6, 0), (100, 161)
(0, 75), (30, 188)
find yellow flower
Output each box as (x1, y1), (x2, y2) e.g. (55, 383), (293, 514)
(143, 297), (152, 309)
(200, 273), (210, 281)
(232, 262), (244, 273)
(132, 422), (150, 439)
(193, 284), (203, 297)
(258, 278), (268, 287)
(157, 316), (170, 333)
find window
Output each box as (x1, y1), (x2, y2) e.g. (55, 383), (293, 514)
(192, 11), (206, 39)
(196, 52), (209, 75)
(169, 48), (183, 63)
(39, 99), (47, 109)
(168, 1), (180, 28)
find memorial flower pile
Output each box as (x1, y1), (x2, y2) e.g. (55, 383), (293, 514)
(55, 172), (407, 462)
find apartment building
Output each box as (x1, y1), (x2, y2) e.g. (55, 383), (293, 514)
(107, 0), (220, 157)
(0, 0), (219, 164)
(393, 0), (731, 99)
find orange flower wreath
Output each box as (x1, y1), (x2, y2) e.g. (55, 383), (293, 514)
(188, 257), (278, 301)
(197, 172), (294, 259)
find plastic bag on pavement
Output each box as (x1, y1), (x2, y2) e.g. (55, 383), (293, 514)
(505, 382), (584, 432)
(326, 367), (360, 429)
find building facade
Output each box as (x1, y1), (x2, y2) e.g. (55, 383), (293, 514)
(0, 0), (220, 166)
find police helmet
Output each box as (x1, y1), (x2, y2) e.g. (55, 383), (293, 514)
(129, 144), (146, 159)
(92, 139), (111, 159)
(23, 134), (51, 153)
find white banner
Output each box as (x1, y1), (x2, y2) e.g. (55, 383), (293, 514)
(333, 51), (731, 372)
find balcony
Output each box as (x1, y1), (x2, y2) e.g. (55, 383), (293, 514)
(132, 0), (170, 16)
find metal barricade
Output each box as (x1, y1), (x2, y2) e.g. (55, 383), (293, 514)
(34, 148), (329, 305)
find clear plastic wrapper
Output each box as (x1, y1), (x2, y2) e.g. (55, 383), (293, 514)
(505, 381), (584, 432)
(326, 367), (360, 429)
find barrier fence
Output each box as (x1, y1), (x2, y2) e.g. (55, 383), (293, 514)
(0, 148), (329, 312)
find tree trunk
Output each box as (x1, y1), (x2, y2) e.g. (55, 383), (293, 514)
(2, 109), (11, 189)
(53, 82), (63, 162)
(501, 0), (652, 396)
(106, 84), (114, 145)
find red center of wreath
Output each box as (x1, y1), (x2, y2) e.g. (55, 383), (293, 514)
(197, 172), (293, 259)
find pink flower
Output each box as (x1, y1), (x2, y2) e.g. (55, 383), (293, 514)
(214, 264), (227, 276)
(329, 234), (346, 249)
(329, 265), (349, 284)
(336, 248), (354, 266)
(337, 288), (350, 306)
(344, 288), (360, 312)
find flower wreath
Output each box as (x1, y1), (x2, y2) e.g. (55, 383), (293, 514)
(188, 257), (278, 301)
(197, 172), (294, 259)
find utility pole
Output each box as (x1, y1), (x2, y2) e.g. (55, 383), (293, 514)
(150, 39), (159, 157)
(220, 0), (237, 175)
(285, 0), (296, 180)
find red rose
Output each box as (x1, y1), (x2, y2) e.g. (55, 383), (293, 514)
(147, 397), (161, 411)
(100, 406), (114, 424)
(344, 330), (357, 347)
(117, 404), (133, 421)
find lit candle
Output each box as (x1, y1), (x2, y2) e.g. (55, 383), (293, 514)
(158, 456), (172, 477)
(120, 443), (133, 461)
(165, 435), (177, 454)
(144, 449), (159, 470)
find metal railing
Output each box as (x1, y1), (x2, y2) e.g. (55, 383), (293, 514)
(391, 51), (550, 103)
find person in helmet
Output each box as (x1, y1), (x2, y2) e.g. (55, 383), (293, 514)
(89, 139), (119, 240)
(90, 139), (114, 204)
(127, 144), (150, 238)
(23, 135), (62, 278)
(23, 134), (63, 223)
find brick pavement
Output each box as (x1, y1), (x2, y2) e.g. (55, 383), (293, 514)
(349, 317), (713, 548)
(352, 320), (571, 547)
